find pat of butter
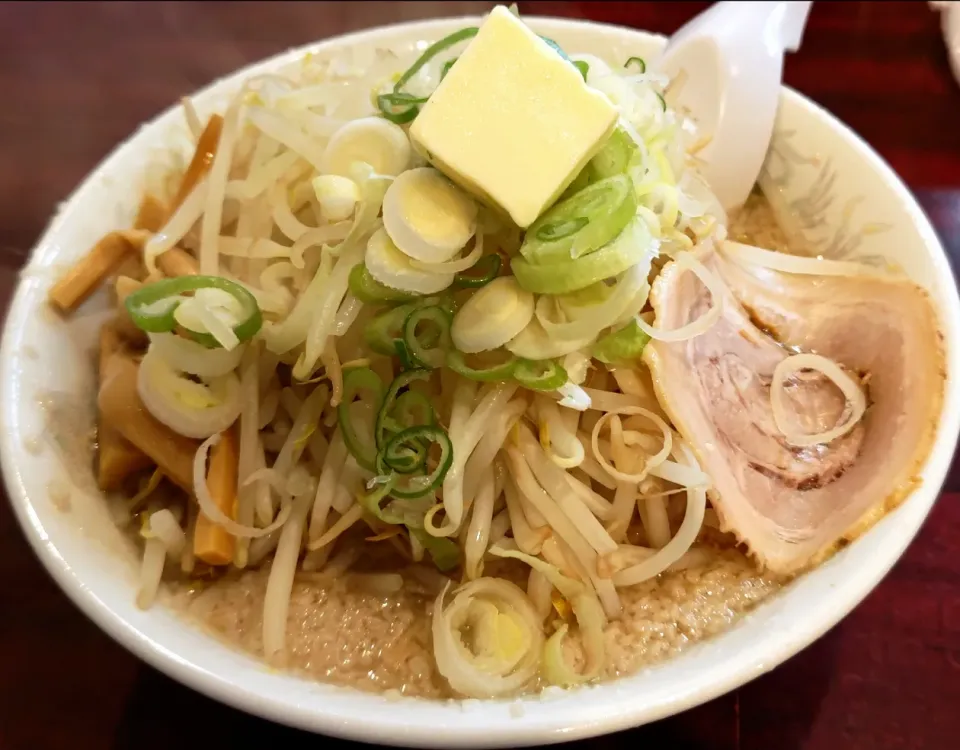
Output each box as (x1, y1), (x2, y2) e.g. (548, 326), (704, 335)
(409, 6), (618, 228)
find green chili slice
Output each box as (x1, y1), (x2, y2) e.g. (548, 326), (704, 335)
(624, 56), (646, 73)
(349, 263), (420, 304)
(446, 349), (518, 382)
(337, 367), (385, 472)
(513, 359), (568, 391)
(124, 275), (262, 347)
(403, 305), (451, 369)
(453, 252), (501, 289)
(519, 174), (637, 265)
(380, 425), (454, 499)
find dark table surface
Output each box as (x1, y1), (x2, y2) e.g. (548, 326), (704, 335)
(1, 2), (959, 749)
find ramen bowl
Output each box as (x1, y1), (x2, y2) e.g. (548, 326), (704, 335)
(3, 15), (959, 748)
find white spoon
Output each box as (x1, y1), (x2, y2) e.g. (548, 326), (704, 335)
(656, 1), (814, 213)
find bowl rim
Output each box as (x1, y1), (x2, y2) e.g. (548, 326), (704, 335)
(3, 13), (959, 748)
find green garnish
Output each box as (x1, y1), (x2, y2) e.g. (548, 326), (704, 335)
(589, 127), (640, 181)
(446, 350), (519, 382)
(358, 479), (459, 571)
(592, 319), (652, 364)
(337, 367), (385, 472)
(572, 60), (589, 80)
(656, 91), (667, 111)
(519, 174), (638, 265)
(124, 275), (262, 348)
(513, 359), (568, 391)
(512, 217), (654, 294)
(378, 27), (480, 123)
(411, 527), (460, 571)
(364, 303), (420, 356)
(378, 425), (454, 499)
(440, 58), (457, 80)
(624, 56), (646, 73)
(403, 305), (452, 369)
(376, 369), (432, 452)
(453, 253), (501, 289)
(349, 263), (420, 304)
(376, 92), (430, 124)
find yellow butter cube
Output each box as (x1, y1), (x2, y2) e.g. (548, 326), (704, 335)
(409, 6), (618, 228)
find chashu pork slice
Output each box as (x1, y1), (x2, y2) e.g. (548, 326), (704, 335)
(643, 244), (945, 574)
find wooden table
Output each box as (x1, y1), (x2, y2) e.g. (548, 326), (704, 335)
(1, 2), (958, 748)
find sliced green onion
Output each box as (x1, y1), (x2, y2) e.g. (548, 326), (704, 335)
(392, 390), (435, 429)
(376, 369), (435, 473)
(337, 367), (385, 471)
(349, 263), (420, 304)
(358, 476), (406, 525)
(359, 478), (459, 570)
(453, 253), (501, 288)
(440, 58), (457, 80)
(410, 527), (460, 571)
(376, 369), (432, 450)
(589, 127), (640, 181)
(513, 359), (568, 391)
(125, 275), (262, 348)
(573, 60), (589, 80)
(382, 426), (454, 499)
(403, 305), (451, 369)
(381, 435), (427, 475)
(364, 302), (419, 356)
(394, 338), (419, 371)
(446, 350), (518, 382)
(624, 56), (646, 73)
(513, 217), (653, 295)
(377, 92), (429, 124)
(378, 27), (479, 123)
(395, 27), (478, 91)
(519, 174), (637, 265)
(592, 319), (651, 364)
(656, 91), (666, 111)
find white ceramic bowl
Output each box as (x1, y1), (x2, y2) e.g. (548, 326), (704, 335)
(3, 16), (959, 748)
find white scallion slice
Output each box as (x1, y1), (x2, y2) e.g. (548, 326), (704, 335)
(506, 316), (595, 360)
(431, 578), (544, 698)
(382, 167), (478, 263)
(311, 174), (360, 222)
(771, 353), (867, 447)
(451, 276), (534, 354)
(137, 348), (242, 439)
(535, 262), (648, 343)
(148, 333), (245, 379)
(320, 116), (411, 177)
(364, 226), (454, 294)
